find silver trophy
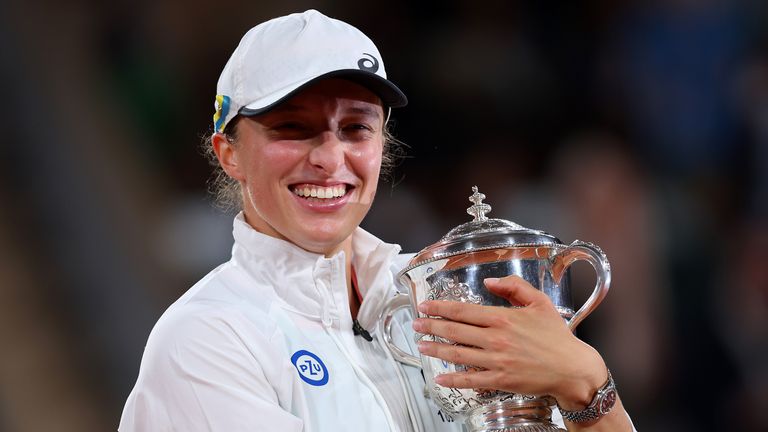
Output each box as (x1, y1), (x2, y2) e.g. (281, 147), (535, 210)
(380, 187), (611, 432)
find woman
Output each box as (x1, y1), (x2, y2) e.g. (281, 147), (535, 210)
(120, 10), (636, 431)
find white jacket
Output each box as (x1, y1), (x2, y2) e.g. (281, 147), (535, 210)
(119, 214), (577, 431)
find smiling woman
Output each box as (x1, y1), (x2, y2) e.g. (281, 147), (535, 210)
(119, 9), (636, 432)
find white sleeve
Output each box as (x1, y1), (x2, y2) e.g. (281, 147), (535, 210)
(119, 305), (304, 432)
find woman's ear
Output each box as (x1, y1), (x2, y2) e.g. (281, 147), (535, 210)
(212, 133), (245, 181)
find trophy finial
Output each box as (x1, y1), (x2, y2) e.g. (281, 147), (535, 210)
(467, 186), (492, 222)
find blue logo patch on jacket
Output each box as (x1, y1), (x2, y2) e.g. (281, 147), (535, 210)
(291, 350), (329, 386)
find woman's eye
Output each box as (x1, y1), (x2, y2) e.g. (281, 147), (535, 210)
(344, 123), (373, 132)
(265, 121), (316, 140)
(274, 122), (306, 131)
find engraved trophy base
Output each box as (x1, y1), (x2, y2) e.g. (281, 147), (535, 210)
(465, 398), (566, 432)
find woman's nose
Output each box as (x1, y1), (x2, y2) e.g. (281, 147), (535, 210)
(308, 131), (345, 174)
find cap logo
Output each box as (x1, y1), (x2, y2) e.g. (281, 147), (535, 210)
(213, 94), (231, 133)
(357, 53), (379, 73)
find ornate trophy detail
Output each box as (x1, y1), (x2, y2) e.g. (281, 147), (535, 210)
(427, 276), (483, 304)
(380, 187), (612, 432)
(467, 186), (492, 222)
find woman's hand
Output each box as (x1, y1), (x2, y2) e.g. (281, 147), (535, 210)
(412, 275), (606, 410)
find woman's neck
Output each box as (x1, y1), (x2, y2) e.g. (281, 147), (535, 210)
(347, 256), (361, 319)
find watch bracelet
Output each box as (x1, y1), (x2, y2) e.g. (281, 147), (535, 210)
(559, 406), (602, 423)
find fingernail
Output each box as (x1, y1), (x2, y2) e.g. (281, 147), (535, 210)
(434, 375), (447, 385)
(416, 341), (427, 352)
(412, 319), (424, 331)
(484, 277), (500, 285)
(417, 302), (429, 313)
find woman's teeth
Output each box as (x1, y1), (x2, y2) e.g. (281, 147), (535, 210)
(293, 185), (347, 199)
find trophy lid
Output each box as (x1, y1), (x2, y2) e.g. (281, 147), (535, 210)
(407, 186), (562, 267)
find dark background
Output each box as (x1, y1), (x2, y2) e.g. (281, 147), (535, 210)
(1, 0), (766, 431)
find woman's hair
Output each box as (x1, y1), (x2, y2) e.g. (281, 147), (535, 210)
(200, 114), (406, 211)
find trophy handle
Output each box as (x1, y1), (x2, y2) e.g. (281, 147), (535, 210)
(551, 240), (611, 331)
(380, 292), (422, 368)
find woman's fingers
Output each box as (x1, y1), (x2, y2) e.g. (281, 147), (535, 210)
(417, 275), (549, 327)
(413, 276), (547, 349)
(412, 316), (491, 348)
(417, 300), (497, 327)
(484, 275), (550, 307)
(416, 340), (496, 370)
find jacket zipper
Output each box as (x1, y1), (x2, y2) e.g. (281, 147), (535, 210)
(318, 263), (399, 431)
(324, 322), (400, 431)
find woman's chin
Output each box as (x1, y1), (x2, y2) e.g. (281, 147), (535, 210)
(293, 229), (354, 257)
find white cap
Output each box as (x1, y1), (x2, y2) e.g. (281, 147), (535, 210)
(213, 9), (407, 133)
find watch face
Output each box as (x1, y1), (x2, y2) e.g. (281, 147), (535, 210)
(599, 388), (617, 414)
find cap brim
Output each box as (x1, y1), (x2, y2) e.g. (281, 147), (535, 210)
(239, 69), (407, 117)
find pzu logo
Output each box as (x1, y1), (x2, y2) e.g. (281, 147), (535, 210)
(291, 350), (329, 386)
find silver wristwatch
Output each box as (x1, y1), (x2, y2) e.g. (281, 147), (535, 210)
(558, 369), (617, 423)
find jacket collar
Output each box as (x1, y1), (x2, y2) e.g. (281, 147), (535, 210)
(230, 213), (402, 330)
